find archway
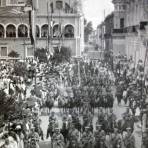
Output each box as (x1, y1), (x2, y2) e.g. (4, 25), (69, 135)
(18, 24), (28, 37)
(64, 25), (74, 38)
(41, 24), (48, 38)
(6, 24), (16, 37)
(53, 24), (61, 38)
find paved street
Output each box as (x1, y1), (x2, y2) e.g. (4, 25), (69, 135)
(38, 98), (142, 148)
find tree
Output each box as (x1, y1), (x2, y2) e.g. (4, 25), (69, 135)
(50, 46), (72, 65)
(8, 50), (19, 58)
(13, 62), (27, 77)
(0, 89), (15, 117)
(35, 48), (47, 63)
(84, 20), (93, 43)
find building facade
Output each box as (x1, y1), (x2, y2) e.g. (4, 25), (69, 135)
(112, 0), (148, 66)
(96, 22), (106, 50)
(112, 0), (126, 56)
(0, 0), (84, 59)
(104, 13), (114, 51)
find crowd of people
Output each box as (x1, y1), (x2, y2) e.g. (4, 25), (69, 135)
(0, 55), (147, 148)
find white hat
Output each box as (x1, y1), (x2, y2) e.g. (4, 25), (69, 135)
(15, 125), (21, 130)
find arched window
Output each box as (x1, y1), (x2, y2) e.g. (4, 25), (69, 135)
(64, 25), (74, 38)
(6, 24), (16, 37)
(18, 24), (28, 37)
(53, 24), (61, 38)
(36, 25), (40, 38)
(0, 24), (4, 38)
(41, 24), (48, 38)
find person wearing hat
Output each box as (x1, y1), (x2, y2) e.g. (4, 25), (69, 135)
(67, 123), (79, 148)
(123, 127), (135, 148)
(80, 126), (94, 148)
(28, 126), (40, 145)
(52, 125), (64, 148)
(110, 128), (122, 148)
(94, 124), (105, 148)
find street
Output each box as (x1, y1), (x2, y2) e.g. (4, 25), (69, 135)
(38, 98), (142, 148)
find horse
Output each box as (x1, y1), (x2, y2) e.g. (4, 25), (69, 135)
(45, 97), (54, 114)
(46, 121), (55, 139)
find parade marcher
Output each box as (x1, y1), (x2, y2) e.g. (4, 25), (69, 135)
(28, 127), (40, 148)
(110, 128), (122, 148)
(108, 109), (117, 132)
(80, 126), (94, 148)
(67, 124), (79, 148)
(51, 126), (64, 148)
(94, 124), (102, 148)
(97, 108), (105, 125)
(123, 127), (136, 148)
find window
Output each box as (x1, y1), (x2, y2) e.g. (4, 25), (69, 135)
(53, 24), (61, 38)
(0, 25), (4, 38)
(64, 25), (74, 38)
(6, 24), (16, 37)
(18, 24), (28, 37)
(41, 24), (48, 38)
(56, 1), (63, 10)
(120, 18), (124, 29)
(26, 47), (34, 57)
(0, 47), (8, 57)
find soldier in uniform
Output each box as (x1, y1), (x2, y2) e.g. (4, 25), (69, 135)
(67, 124), (79, 148)
(28, 127), (40, 148)
(123, 127), (135, 148)
(52, 126), (64, 148)
(97, 108), (105, 125)
(110, 128), (122, 148)
(94, 124), (102, 148)
(108, 109), (117, 133)
(80, 126), (94, 148)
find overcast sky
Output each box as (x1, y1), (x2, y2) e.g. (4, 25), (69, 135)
(83, 0), (114, 29)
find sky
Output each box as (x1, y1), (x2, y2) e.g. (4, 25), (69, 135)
(83, 0), (114, 29)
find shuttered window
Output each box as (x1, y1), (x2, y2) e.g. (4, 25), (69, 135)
(27, 47), (34, 57)
(0, 47), (8, 57)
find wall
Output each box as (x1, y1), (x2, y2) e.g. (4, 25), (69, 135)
(0, 0), (84, 58)
(112, 35), (125, 56)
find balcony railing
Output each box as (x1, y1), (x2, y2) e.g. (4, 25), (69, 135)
(112, 28), (127, 34)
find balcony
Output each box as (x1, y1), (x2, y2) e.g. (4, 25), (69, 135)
(112, 28), (127, 34)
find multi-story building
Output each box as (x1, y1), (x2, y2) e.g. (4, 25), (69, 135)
(96, 22), (105, 50)
(112, 0), (148, 66)
(0, 0), (84, 59)
(104, 12), (114, 51)
(112, 0), (126, 56)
